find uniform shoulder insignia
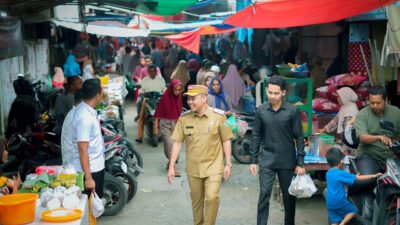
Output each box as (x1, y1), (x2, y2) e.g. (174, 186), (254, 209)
(181, 110), (192, 116)
(212, 108), (225, 115)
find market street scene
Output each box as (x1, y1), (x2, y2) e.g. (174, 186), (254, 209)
(0, 1), (400, 225)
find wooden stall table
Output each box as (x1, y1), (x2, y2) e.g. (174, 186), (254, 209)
(29, 194), (90, 225)
(305, 162), (330, 171)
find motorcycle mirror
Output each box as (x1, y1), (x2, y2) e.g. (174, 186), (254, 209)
(379, 120), (395, 133)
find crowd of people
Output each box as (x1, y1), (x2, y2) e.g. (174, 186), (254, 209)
(1, 34), (400, 225)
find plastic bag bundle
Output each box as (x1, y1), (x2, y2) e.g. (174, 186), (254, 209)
(237, 120), (248, 138)
(288, 174), (317, 198)
(227, 116), (238, 133)
(91, 192), (105, 218)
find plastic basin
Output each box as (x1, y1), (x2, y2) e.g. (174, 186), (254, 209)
(0, 193), (39, 225)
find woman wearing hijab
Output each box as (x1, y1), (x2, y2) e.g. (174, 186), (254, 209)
(188, 59), (200, 85)
(63, 54), (81, 76)
(170, 60), (190, 87)
(52, 67), (65, 88)
(154, 79), (183, 177)
(318, 87), (359, 141)
(222, 64), (246, 108)
(82, 59), (94, 81)
(203, 71), (215, 88)
(208, 76), (233, 115)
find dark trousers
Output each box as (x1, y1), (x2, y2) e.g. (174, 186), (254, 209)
(83, 169), (105, 198)
(257, 168), (296, 225)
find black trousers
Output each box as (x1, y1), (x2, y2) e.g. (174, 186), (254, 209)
(257, 168), (296, 225)
(83, 169), (105, 198)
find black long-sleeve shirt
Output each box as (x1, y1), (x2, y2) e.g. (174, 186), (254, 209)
(250, 102), (305, 169)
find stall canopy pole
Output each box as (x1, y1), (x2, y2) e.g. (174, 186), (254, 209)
(360, 45), (373, 85)
(373, 39), (385, 86)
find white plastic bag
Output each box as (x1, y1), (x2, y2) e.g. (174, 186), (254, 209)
(288, 174), (317, 198)
(91, 192), (105, 218)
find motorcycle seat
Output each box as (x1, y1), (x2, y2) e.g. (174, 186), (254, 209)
(104, 135), (116, 143)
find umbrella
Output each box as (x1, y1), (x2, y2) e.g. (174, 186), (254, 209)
(224, 0), (398, 28)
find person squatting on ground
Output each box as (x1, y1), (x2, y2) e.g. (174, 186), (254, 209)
(154, 79), (184, 177)
(250, 75), (306, 225)
(168, 85), (233, 225)
(325, 148), (381, 225)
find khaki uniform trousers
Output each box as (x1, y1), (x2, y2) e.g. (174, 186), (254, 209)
(187, 174), (223, 225)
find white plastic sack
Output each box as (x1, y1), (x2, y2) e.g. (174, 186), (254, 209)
(237, 120), (249, 138)
(288, 174), (317, 198)
(91, 192), (105, 218)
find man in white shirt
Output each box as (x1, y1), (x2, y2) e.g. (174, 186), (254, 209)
(61, 90), (83, 165)
(136, 64), (166, 143)
(71, 79), (105, 197)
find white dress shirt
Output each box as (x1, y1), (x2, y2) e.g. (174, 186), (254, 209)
(71, 102), (105, 173)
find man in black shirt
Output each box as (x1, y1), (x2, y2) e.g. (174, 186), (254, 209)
(250, 75), (306, 225)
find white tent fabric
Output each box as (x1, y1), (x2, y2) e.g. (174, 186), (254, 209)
(141, 17), (224, 31)
(52, 19), (150, 37)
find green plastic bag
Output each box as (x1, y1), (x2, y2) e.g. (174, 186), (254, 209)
(227, 116), (238, 133)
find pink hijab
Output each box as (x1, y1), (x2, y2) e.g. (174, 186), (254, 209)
(222, 64), (246, 107)
(52, 67), (65, 88)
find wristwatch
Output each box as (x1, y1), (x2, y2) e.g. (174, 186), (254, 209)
(225, 163), (232, 168)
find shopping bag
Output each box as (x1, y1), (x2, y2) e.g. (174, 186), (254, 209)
(288, 174), (317, 198)
(88, 194), (97, 225)
(91, 192), (105, 218)
(227, 115), (238, 133)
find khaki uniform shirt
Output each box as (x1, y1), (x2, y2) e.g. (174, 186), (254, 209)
(355, 105), (400, 168)
(172, 107), (233, 178)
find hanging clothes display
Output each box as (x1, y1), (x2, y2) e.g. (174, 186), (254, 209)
(381, 4), (400, 68)
(348, 23), (371, 76)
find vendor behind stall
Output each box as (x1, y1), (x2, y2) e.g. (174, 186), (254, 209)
(317, 87), (359, 143)
(54, 76), (83, 136)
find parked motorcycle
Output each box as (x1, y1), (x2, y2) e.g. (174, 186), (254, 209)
(104, 142), (138, 202)
(232, 111), (254, 164)
(102, 126), (144, 176)
(344, 120), (400, 225)
(142, 92), (163, 147)
(1, 132), (62, 179)
(102, 172), (128, 216)
(32, 79), (63, 113)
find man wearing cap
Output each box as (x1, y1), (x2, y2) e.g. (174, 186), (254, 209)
(168, 85), (233, 225)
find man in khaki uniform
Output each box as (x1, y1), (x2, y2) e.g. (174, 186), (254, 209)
(168, 85), (233, 225)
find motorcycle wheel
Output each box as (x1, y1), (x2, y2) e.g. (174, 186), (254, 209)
(115, 171), (138, 202)
(123, 139), (144, 176)
(232, 132), (252, 164)
(102, 173), (128, 216)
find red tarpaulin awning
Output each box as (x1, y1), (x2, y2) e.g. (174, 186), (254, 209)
(224, 0), (398, 28)
(165, 26), (236, 54)
(199, 25), (237, 35)
(165, 29), (201, 54)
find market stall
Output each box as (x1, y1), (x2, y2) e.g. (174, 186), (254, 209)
(98, 74), (129, 133)
(0, 166), (92, 225)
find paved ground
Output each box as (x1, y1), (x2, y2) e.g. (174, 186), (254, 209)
(98, 102), (328, 225)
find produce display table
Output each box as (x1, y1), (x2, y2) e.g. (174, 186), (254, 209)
(29, 194), (89, 225)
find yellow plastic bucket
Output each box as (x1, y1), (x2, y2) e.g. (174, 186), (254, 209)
(0, 193), (39, 225)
